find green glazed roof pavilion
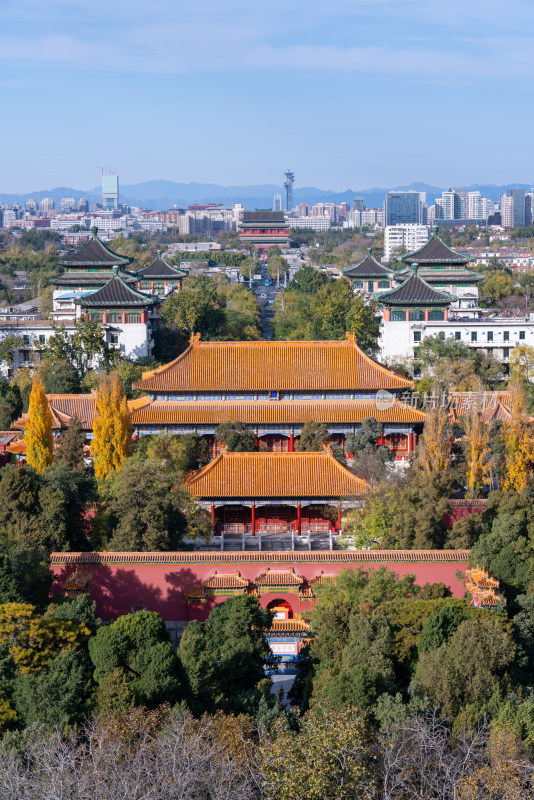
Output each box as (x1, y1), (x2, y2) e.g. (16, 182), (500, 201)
(343, 249), (394, 280)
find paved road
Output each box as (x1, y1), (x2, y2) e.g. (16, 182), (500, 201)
(247, 264), (281, 340)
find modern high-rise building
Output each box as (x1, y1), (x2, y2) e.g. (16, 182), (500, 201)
(24, 199), (38, 214)
(60, 198), (77, 212)
(40, 197), (55, 212)
(78, 197), (89, 213)
(273, 194), (282, 212)
(352, 197), (365, 211)
(283, 170), (295, 212)
(102, 171), (119, 210)
(503, 188), (526, 228)
(384, 224), (430, 262)
(383, 191), (426, 226)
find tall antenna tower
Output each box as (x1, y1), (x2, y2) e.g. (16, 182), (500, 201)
(283, 170), (295, 212)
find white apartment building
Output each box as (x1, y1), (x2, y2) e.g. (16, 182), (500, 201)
(384, 225), (430, 262)
(380, 315), (534, 367)
(288, 216), (331, 231)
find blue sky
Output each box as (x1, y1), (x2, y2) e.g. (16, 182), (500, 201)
(1, 0), (533, 192)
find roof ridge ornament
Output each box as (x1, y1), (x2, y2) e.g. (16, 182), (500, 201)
(91, 226), (98, 238)
(190, 333), (201, 345)
(367, 247), (372, 256)
(411, 261), (419, 276)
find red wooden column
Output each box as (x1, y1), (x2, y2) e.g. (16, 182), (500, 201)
(210, 503), (215, 531)
(408, 431), (414, 453)
(289, 432), (295, 452)
(251, 503), (256, 537)
(297, 502), (302, 536)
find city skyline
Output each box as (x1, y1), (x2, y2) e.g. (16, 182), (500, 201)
(1, 0), (534, 191)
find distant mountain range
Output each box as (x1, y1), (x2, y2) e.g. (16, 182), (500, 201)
(0, 181), (531, 211)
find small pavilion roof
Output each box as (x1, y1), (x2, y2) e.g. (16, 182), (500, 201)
(60, 229), (132, 268)
(137, 254), (189, 280)
(134, 333), (413, 393)
(255, 567), (304, 587)
(13, 392), (98, 431)
(130, 397), (426, 426)
(402, 234), (469, 266)
(77, 275), (158, 308)
(183, 449), (370, 499)
(343, 249), (394, 279)
(378, 271), (454, 307)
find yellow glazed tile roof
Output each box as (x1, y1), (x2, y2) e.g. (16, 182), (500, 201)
(255, 567), (304, 586)
(134, 333), (413, 393)
(201, 570), (250, 589)
(183, 450), (370, 499)
(131, 398), (426, 426)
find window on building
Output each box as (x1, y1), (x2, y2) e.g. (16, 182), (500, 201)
(504, 331), (510, 342)
(487, 348), (493, 355)
(471, 331), (477, 342)
(108, 312), (123, 324)
(352, 280), (363, 289)
(455, 331), (461, 340)
(126, 313), (142, 324)
(409, 309), (425, 321)
(38, 334), (45, 345)
(23, 335), (29, 345)
(520, 330), (526, 340)
(390, 310), (406, 322)
(109, 333), (119, 345)
(438, 331), (445, 340)
(413, 331), (421, 342)
(367, 281), (374, 292)
(377, 280), (389, 289)
(503, 348), (510, 358)
(487, 331), (493, 342)
(427, 309), (445, 321)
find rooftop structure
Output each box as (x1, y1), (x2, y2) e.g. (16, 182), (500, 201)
(184, 449), (369, 501)
(134, 333), (413, 395)
(136, 253), (188, 297)
(238, 211), (289, 251)
(343, 249), (395, 293)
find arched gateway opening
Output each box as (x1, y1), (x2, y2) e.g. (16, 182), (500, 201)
(267, 599), (293, 620)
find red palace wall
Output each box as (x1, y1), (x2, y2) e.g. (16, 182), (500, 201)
(443, 500), (487, 530)
(50, 551), (470, 624)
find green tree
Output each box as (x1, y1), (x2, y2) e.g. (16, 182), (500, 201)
(418, 604), (464, 653)
(214, 421), (257, 452)
(295, 421), (331, 451)
(55, 417), (86, 473)
(0, 377), (22, 430)
(38, 463), (94, 552)
(89, 611), (184, 709)
(179, 594), (272, 715)
(412, 615), (515, 720)
(0, 335), (24, 368)
(287, 265), (331, 295)
(345, 417), (392, 462)
(103, 461), (203, 551)
(13, 648), (93, 729)
(479, 271), (516, 306)
(0, 554), (22, 604)
(161, 275), (225, 338)
(39, 359), (80, 393)
(381, 471), (452, 550)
